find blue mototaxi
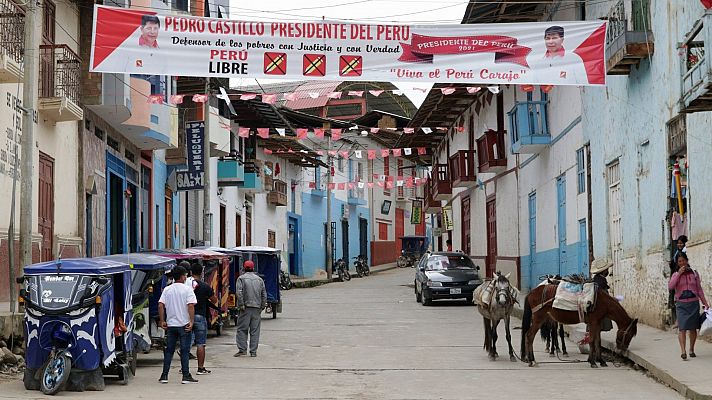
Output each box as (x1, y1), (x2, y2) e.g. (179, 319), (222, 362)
(19, 258), (135, 392)
(99, 253), (176, 353)
(231, 246), (282, 319)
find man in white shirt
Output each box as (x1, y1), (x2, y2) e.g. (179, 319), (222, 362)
(158, 265), (198, 384)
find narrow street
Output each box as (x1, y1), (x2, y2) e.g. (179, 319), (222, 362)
(0, 269), (680, 399)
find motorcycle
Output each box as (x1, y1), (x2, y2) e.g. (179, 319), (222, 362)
(280, 269), (293, 290)
(335, 258), (351, 282)
(354, 255), (370, 277)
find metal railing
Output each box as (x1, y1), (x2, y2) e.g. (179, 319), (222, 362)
(508, 101), (550, 144)
(39, 44), (81, 104)
(0, 0), (24, 64)
(605, 0), (627, 46)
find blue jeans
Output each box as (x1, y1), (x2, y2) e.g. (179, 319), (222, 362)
(162, 326), (191, 378)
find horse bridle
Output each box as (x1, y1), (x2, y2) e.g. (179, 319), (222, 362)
(618, 318), (636, 346)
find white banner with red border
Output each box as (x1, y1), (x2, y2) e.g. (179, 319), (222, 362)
(90, 5), (607, 86)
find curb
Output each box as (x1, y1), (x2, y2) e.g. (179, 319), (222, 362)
(292, 264), (399, 289)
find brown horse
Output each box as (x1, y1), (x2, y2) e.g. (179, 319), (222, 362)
(520, 283), (638, 368)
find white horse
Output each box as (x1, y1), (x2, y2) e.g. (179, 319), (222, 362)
(474, 271), (519, 361)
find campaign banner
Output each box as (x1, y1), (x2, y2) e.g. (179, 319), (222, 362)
(176, 121), (205, 191)
(90, 5), (607, 86)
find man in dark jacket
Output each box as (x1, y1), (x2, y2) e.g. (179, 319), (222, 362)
(234, 260), (266, 357)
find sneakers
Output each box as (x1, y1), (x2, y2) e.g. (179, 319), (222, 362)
(159, 373), (168, 384)
(182, 375), (199, 384)
(197, 368), (211, 375)
(250, 352), (257, 357)
(234, 351), (247, 357)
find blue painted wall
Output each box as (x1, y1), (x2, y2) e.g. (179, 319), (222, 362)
(521, 241), (586, 290)
(153, 159), (168, 249)
(301, 193), (370, 277)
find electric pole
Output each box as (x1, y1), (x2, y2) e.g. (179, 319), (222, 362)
(20, 0), (40, 268)
(202, 78), (212, 245)
(325, 133), (333, 280)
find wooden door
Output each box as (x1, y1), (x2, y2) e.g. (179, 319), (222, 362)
(395, 208), (404, 244)
(486, 197), (497, 278)
(236, 214), (242, 246)
(165, 188), (173, 248)
(219, 204), (226, 248)
(461, 196), (471, 255)
(38, 152), (54, 261)
(246, 212), (252, 246)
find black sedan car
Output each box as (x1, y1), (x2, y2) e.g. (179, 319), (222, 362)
(414, 252), (482, 305)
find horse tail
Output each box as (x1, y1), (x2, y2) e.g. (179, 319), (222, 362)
(520, 293), (533, 358)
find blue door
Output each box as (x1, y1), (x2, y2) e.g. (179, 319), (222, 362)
(557, 175), (567, 276)
(578, 219), (589, 275)
(287, 213), (302, 276)
(528, 192), (536, 290)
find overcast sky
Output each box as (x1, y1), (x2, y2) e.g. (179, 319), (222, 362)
(228, 0), (470, 107)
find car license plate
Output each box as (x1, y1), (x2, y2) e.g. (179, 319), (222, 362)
(450, 288), (461, 294)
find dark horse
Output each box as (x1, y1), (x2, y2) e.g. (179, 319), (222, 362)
(540, 319), (567, 357)
(520, 283), (638, 368)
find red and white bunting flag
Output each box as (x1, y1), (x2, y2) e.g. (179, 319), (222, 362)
(296, 128), (308, 139)
(388, 175), (395, 182)
(373, 173), (379, 180)
(147, 94), (164, 104)
(264, 148), (273, 155)
(440, 87), (456, 95)
(308, 92), (320, 99)
(283, 92), (298, 101)
(308, 182), (316, 189)
(381, 149), (390, 157)
(369, 90), (384, 97)
(370, 127), (379, 134)
(541, 85), (554, 93)
(354, 150), (362, 159)
(386, 127), (397, 131)
(169, 94), (185, 104)
(238, 127), (250, 138)
(466, 86), (481, 94)
(403, 128), (415, 134)
(328, 150), (338, 156)
(403, 148), (412, 155)
(257, 128), (270, 139)
(405, 177), (414, 188)
(487, 86), (500, 94)
(521, 85), (535, 93)
(422, 127), (432, 134)
(397, 180), (404, 187)
(314, 128), (324, 138)
(328, 183), (336, 190)
(348, 183), (355, 189)
(367, 182), (374, 188)
(287, 148), (295, 153)
(367, 150), (376, 160)
(340, 151), (349, 158)
(348, 90), (364, 97)
(192, 94), (209, 103)
(240, 93), (257, 101)
(337, 183), (345, 190)
(392, 148), (402, 157)
(317, 150), (324, 156)
(262, 94), (278, 104)
(457, 126), (465, 133)
(331, 129), (342, 140)
(377, 181), (385, 187)
(328, 91), (343, 99)
(358, 182), (365, 189)
(392, 90), (403, 96)
(386, 181), (394, 189)
(417, 147), (426, 155)
(436, 126), (448, 131)
(413, 87), (428, 93)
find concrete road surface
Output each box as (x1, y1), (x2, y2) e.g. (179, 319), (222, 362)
(0, 268), (681, 399)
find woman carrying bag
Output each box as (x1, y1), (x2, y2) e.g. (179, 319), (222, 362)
(668, 252), (709, 360)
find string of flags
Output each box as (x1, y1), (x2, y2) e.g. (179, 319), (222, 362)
(307, 175), (429, 191)
(243, 125), (457, 140)
(263, 146), (428, 159)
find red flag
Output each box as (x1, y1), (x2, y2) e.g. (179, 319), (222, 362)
(331, 129), (342, 140)
(284, 92), (298, 101)
(386, 181), (394, 189)
(308, 182), (316, 189)
(541, 85), (554, 93)
(367, 182), (374, 188)
(238, 127), (250, 138)
(457, 126), (465, 133)
(370, 127), (379, 134)
(403, 128), (414, 134)
(377, 181), (384, 187)
(381, 149), (390, 157)
(240, 93), (257, 100)
(440, 87), (456, 95)
(336, 183), (344, 190)
(264, 148), (273, 155)
(369, 90), (384, 97)
(348, 90), (364, 97)
(192, 94), (208, 103)
(262, 94), (278, 104)
(405, 177), (414, 188)
(169, 94), (185, 104)
(317, 150), (324, 156)
(466, 86), (481, 94)
(521, 85), (535, 92)
(340, 151), (349, 158)
(368, 150), (376, 160)
(348, 183), (355, 189)
(417, 147), (426, 155)
(392, 148), (402, 157)
(328, 183), (336, 190)
(257, 128), (270, 139)
(314, 128), (324, 138)
(147, 94), (164, 104)
(296, 128), (308, 139)
(328, 91), (343, 99)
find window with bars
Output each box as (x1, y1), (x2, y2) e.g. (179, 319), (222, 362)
(378, 223), (388, 240)
(268, 230), (276, 248)
(576, 147), (586, 194)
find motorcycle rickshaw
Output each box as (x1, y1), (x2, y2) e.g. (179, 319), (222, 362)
(192, 246), (243, 325)
(99, 253), (176, 353)
(396, 236), (430, 268)
(232, 246), (282, 319)
(182, 248), (231, 335)
(18, 258), (135, 394)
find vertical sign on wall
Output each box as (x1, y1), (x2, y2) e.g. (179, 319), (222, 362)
(442, 206), (454, 231)
(410, 200), (422, 224)
(176, 121), (205, 191)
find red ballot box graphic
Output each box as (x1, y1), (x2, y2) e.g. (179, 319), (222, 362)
(339, 55), (362, 77)
(303, 54), (326, 77)
(264, 52), (287, 75)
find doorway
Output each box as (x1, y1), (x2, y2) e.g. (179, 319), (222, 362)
(165, 188), (173, 248)
(461, 196), (471, 255)
(528, 192), (537, 288)
(246, 209), (252, 246)
(359, 217), (368, 258)
(578, 219), (588, 275)
(108, 172), (124, 255)
(38, 152), (54, 261)
(235, 214), (242, 246)
(288, 214), (302, 276)
(127, 182), (139, 253)
(341, 220), (350, 261)
(557, 175), (567, 276)
(486, 197), (497, 278)
(395, 208), (404, 247)
(219, 204), (226, 248)
(140, 164), (151, 250)
(85, 194), (92, 257)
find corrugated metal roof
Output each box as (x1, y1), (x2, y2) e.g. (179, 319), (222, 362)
(286, 81), (341, 110)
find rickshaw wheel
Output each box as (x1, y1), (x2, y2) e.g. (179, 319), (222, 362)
(40, 354), (71, 395)
(128, 350), (138, 376)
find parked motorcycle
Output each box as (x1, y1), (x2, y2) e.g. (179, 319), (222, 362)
(280, 269), (293, 290)
(354, 255), (370, 277)
(335, 258), (351, 282)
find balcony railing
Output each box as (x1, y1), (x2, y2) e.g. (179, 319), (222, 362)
(476, 129), (507, 173)
(449, 150), (477, 188)
(680, 10), (712, 113)
(217, 159), (245, 186)
(268, 179), (288, 206)
(605, 0), (654, 75)
(424, 182), (441, 214)
(508, 101), (550, 154)
(0, 0), (24, 65)
(239, 160), (265, 192)
(348, 186), (367, 205)
(39, 44), (81, 104)
(430, 163), (451, 201)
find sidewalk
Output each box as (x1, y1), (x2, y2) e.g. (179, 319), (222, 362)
(513, 299), (712, 400)
(292, 262), (398, 288)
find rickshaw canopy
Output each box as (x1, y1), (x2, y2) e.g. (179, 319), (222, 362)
(99, 253), (176, 271)
(192, 246), (242, 255)
(23, 258), (130, 276)
(183, 248), (230, 260)
(141, 249), (195, 260)
(231, 246), (280, 254)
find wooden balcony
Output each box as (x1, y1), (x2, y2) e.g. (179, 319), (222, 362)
(0, 0), (24, 84)
(424, 184), (441, 214)
(267, 179), (288, 206)
(38, 44), (83, 122)
(476, 129), (507, 174)
(431, 163), (452, 201)
(680, 10), (712, 113)
(449, 150), (477, 188)
(508, 101), (550, 154)
(605, 0), (654, 75)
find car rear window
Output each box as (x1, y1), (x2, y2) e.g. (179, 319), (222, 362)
(426, 255), (476, 270)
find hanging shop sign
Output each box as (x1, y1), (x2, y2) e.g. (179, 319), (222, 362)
(90, 5), (607, 86)
(411, 200), (422, 225)
(176, 121), (205, 191)
(442, 206), (454, 231)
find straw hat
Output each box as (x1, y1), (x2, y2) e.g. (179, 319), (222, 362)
(590, 259), (613, 275)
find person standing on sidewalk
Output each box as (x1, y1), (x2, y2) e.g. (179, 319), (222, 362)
(190, 263), (219, 375)
(158, 265), (199, 383)
(234, 260), (266, 357)
(668, 252), (709, 360)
